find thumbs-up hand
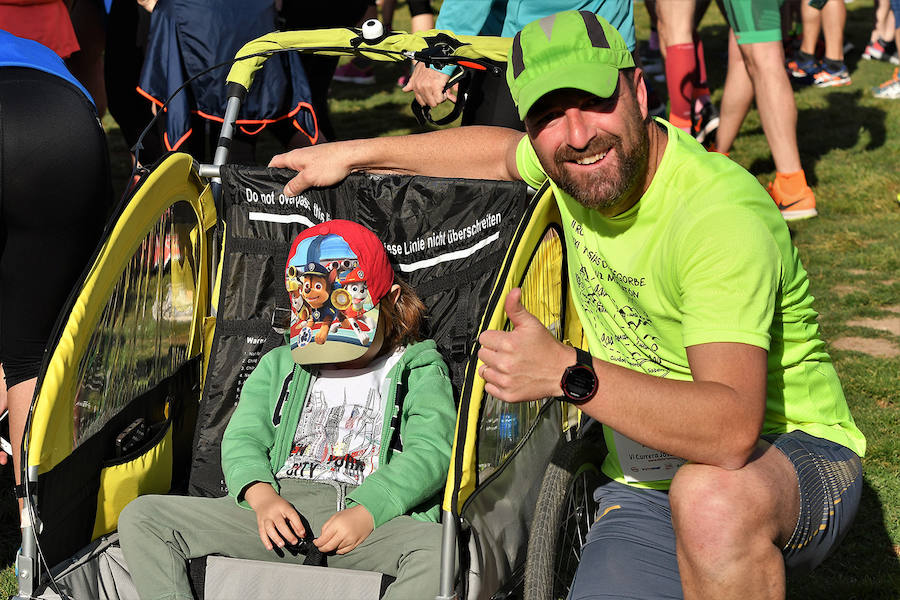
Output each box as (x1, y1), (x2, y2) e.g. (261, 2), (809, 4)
(477, 288), (575, 403)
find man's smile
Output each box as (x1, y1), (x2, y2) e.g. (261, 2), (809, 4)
(574, 151), (608, 165)
(558, 138), (616, 169)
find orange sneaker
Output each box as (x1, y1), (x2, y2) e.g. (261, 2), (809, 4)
(767, 179), (818, 220)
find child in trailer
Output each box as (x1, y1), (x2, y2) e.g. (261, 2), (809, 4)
(119, 220), (457, 600)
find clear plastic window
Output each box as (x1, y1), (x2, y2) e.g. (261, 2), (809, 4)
(72, 202), (199, 446)
(478, 227), (564, 475)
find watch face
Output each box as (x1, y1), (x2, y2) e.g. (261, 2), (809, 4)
(564, 365), (597, 402)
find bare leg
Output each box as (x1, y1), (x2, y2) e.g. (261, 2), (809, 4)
(799, 0), (822, 56)
(671, 441), (800, 600)
(821, 0), (847, 62)
(738, 40), (802, 173)
(8, 377), (36, 513)
(873, 0), (893, 41)
(883, 8), (896, 41)
(715, 30), (754, 154)
(656, 0), (694, 46)
(409, 12), (434, 33)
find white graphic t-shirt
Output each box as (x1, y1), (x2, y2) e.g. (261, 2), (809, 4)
(276, 349), (403, 485)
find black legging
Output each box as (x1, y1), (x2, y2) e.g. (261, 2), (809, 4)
(0, 67), (112, 387)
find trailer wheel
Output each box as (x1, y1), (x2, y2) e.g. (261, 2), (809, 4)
(524, 437), (603, 600)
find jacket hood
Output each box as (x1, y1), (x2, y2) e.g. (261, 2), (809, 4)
(398, 339), (446, 370)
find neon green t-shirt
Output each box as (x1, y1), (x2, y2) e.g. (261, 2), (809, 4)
(516, 118), (865, 489)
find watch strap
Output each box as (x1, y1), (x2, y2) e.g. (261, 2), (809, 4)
(575, 347), (592, 369)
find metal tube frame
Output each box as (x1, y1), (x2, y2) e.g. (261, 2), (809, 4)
(16, 466), (40, 599)
(437, 512), (459, 599)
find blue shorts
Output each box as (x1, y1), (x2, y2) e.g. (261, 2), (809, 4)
(568, 431), (863, 600)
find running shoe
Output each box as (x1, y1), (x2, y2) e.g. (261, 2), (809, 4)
(767, 179), (818, 221)
(786, 55), (818, 78)
(862, 38), (897, 61)
(691, 101), (719, 148)
(872, 68), (900, 99)
(862, 40), (886, 60)
(333, 62), (376, 85)
(813, 63), (851, 87)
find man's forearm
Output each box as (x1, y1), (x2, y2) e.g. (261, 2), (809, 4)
(372, 126), (523, 179)
(525, 341), (765, 469)
(271, 126), (524, 196)
(479, 298), (767, 471)
(582, 355), (766, 470)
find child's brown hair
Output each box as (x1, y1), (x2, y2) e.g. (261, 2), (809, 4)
(379, 278), (426, 351)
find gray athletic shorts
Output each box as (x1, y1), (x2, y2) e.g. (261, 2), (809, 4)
(568, 430), (863, 599)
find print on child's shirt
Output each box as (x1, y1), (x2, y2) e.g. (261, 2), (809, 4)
(277, 387), (382, 485)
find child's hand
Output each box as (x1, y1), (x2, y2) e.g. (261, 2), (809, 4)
(243, 482), (306, 550)
(314, 504), (374, 555)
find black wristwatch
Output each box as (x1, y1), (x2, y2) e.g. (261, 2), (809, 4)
(559, 347), (598, 404)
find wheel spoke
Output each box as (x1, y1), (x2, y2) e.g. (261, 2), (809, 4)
(525, 439), (604, 600)
(550, 467), (600, 598)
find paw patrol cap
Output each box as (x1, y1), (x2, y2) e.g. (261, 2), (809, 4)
(506, 11), (634, 120)
(285, 220), (395, 365)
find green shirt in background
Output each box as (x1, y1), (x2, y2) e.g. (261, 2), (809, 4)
(516, 118), (865, 490)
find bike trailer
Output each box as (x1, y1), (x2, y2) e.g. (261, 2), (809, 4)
(14, 25), (594, 600)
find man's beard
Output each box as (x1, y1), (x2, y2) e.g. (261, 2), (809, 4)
(545, 124), (649, 213)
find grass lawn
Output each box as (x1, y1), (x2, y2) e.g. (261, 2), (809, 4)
(1, 0), (898, 598)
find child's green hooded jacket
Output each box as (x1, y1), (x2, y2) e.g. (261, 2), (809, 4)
(222, 340), (456, 527)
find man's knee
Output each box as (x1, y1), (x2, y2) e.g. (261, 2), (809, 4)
(737, 41), (783, 79)
(669, 463), (778, 557)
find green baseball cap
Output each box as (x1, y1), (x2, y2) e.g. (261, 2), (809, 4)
(506, 11), (635, 120)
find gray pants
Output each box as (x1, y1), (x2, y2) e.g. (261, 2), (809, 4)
(569, 431), (863, 599)
(118, 479), (443, 600)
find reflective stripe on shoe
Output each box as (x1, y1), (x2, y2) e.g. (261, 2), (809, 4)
(862, 41), (886, 60)
(872, 69), (900, 98)
(781, 206), (819, 221)
(872, 78), (900, 99)
(813, 68), (851, 87)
